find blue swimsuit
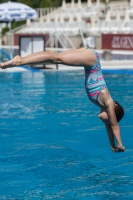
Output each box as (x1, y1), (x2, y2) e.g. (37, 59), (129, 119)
(84, 49), (107, 106)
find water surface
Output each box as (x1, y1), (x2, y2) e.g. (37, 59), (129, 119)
(0, 70), (133, 199)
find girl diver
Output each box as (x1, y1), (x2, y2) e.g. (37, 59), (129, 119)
(0, 47), (125, 152)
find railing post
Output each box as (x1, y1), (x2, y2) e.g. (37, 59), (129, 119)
(56, 64), (58, 69)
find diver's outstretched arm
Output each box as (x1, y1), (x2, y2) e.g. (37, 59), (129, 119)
(98, 88), (124, 150)
(0, 47), (96, 69)
(105, 123), (116, 151)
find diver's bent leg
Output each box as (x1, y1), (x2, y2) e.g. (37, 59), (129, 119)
(0, 48), (96, 68)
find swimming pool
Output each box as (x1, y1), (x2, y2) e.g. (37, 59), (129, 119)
(0, 70), (133, 199)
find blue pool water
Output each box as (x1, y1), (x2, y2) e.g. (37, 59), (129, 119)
(0, 70), (133, 199)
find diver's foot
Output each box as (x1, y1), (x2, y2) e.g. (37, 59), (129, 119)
(0, 55), (22, 69)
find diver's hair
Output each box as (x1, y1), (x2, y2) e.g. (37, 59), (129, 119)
(114, 101), (124, 122)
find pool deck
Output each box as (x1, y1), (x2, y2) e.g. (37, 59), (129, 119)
(0, 60), (133, 72)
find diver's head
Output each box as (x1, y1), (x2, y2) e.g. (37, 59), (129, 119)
(113, 100), (124, 122)
(98, 100), (124, 123)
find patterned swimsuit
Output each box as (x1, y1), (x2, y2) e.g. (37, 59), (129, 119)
(84, 49), (106, 106)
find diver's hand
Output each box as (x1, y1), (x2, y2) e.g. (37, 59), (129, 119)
(0, 55), (23, 69)
(111, 145), (125, 152)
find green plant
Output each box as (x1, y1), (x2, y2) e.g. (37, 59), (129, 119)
(1, 26), (9, 36)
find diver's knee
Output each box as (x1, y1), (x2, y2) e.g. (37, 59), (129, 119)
(54, 53), (62, 63)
